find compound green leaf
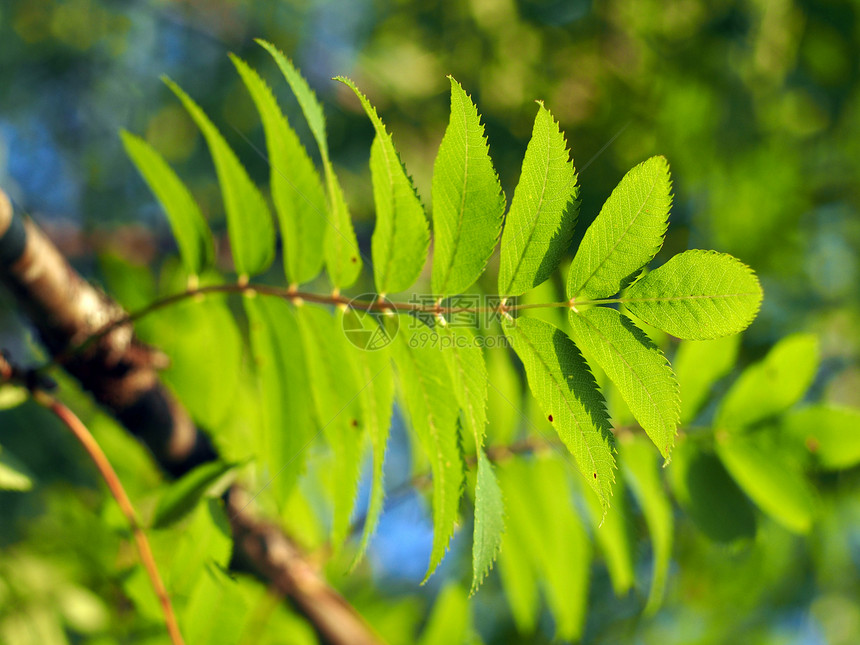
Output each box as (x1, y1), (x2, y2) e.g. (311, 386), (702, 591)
(120, 130), (214, 276)
(337, 77), (430, 294)
(342, 309), (395, 570)
(568, 306), (679, 459)
(716, 433), (816, 534)
(295, 305), (365, 547)
(623, 250), (763, 340)
(782, 405), (860, 471)
(164, 77), (274, 279)
(432, 77), (505, 296)
(471, 450), (504, 595)
(716, 333), (819, 430)
(245, 296), (316, 503)
(393, 324), (464, 580)
(619, 433), (672, 615)
(257, 40), (362, 288)
(502, 316), (615, 509)
(674, 335), (740, 423)
(231, 54), (326, 285)
(498, 103), (579, 297)
(567, 156), (671, 301)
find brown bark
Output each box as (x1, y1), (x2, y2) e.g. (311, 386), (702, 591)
(0, 190), (383, 645)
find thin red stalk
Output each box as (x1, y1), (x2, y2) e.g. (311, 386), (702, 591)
(31, 390), (185, 645)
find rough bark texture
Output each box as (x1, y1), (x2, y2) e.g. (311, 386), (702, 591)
(0, 190), (382, 645)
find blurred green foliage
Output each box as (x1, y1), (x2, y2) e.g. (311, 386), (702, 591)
(2, 1), (860, 644)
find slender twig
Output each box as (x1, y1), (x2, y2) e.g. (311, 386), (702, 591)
(45, 280), (626, 372)
(28, 386), (185, 645)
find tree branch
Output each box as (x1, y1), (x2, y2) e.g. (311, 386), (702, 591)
(0, 190), (383, 645)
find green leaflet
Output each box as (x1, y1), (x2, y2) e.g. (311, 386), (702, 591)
(471, 451), (504, 595)
(623, 250), (763, 340)
(498, 102), (579, 297)
(674, 335), (740, 423)
(783, 405), (860, 471)
(502, 316), (615, 509)
(582, 473), (635, 596)
(0, 445), (34, 491)
(619, 433), (672, 615)
(244, 297), (316, 504)
(163, 77), (274, 279)
(567, 156), (672, 301)
(230, 54), (327, 285)
(568, 307), (679, 459)
(337, 77), (430, 294)
(438, 327), (502, 592)
(667, 437), (756, 543)
(432, 77), (505, 296)
(393, 324), (463, 580)
(343, 309), (395, 570)
(152, 461), (235, 529)
(120, 130), (214, 276)
(716, 333), (819, 430)
(257, 40), (362, 288)
(716, 434), (816, 534)
(295, 305), (365, 547)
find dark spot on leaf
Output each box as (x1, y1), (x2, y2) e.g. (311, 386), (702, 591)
(805, 436), (819, 453)
(547, 414), (553, 422)
(593, 473), (597, 479)
(350, 418), (359, 428)
(351, 256), (358, 263)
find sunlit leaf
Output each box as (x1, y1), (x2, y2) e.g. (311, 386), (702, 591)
(0, 445), (34, 491)
(256, 40), (362, 287)
(568, 306), (679, 459)
(623, 250), (763, 340)
(120, 130), (214, 276)
(498, 102), (579, 297)
(337, 77), (430, 294)
(567, 156), (671, 301)
(230, 54), (326, 285)
(503, 316), (615, 508)
(432, 77), (505, 296)
(164, 77), (274, 278)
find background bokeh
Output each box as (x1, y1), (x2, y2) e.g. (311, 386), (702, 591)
(1, 1), (859, 643)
